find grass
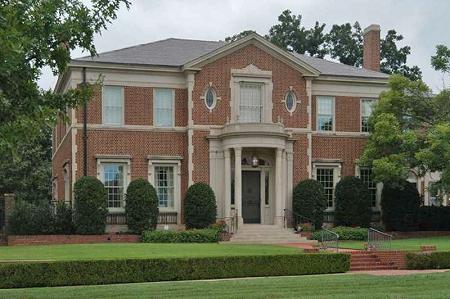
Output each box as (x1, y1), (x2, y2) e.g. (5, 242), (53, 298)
(0, 271), (449, 298)
(0, 243), (302, 262)
(340, 236), (450, 251)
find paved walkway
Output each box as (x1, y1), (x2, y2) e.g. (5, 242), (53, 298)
(347, 269), (448, 276)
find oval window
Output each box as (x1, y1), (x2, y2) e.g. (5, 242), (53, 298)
(204, 87), (216, 110)
(285, 90), (297, 113)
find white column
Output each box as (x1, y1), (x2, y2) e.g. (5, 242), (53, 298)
(234, 147), (243, 225)
(186, 73), (195, 186)
(287, 144), (294, 211)
(275, 148), (283, 226)
(224, 149), (231, 219)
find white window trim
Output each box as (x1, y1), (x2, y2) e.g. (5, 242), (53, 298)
(281, 87), (301, 116)
(148, 158), (181, 222)
(312, 162), (341, 211)
(63, 165), (70, 205)
(153, 88), (175, 127)
(102, 85), (125, 126)
(360, 98), (376, 133)
(200, 83), (221, 112)
(355, 165), (382, 211)
(230, 64), (273, 124)
(96, 158), (131, 213)
(316, 96), (335, 133)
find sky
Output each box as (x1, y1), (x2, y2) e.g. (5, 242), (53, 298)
(38, 0), (450, 91)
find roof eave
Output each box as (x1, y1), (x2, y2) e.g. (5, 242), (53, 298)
(69, 60), (183, 73)
(314, 74), (389, 85)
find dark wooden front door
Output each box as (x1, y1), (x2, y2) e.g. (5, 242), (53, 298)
(242, 171), (261, 223)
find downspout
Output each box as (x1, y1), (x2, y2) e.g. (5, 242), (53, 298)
(82, 67), (88, 177)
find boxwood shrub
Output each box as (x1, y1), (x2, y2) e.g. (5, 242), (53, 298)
(125, 179), (159, 233)
(418, 206), (450, 231)
(311, 226), (367, 241)
(334, 176), (371, 227)
(292, 179), (327, 229)
(184, 183), (217, 229)
(381, 181), (420, 231)
(0, 253), (350, 288)
(406, 252), (450, 269)
(73, 176), (108, 234)
(141, 228), (221, 243)
(8, 200), (54, 235)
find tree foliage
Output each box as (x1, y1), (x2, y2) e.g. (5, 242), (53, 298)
(431, 44), (450, 74)
(225, 30), (256, 43)
(361, 74), (450, 199)
(0, 125), (52, 202)
(225, 10), (421, 79)
(0, 0), (130, 152)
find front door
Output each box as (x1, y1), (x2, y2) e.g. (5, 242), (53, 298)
(242, 171), (261, 223)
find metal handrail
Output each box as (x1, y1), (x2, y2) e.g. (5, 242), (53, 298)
(227, 209), (239, 234)
(283, 208), (316, 231)
(368, 228), (393, 251)
(320, 227), (340, 252)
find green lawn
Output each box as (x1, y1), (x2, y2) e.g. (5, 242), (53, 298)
(340, 236), (450, 251)
(0, 272), (449, 298)
(0, 243), (302, 262)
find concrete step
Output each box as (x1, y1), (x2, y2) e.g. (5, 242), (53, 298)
(227, 224), (316, 244)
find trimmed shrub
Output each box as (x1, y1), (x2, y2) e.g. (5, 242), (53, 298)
(381, 181), (421, 231)
(141, 228), (221, 243)
(311, 226), (367, 241)
(184, 183), (217, 229)
(125, 179), (159, 233)
(418, 206), (450, 231)
(406, 252), (450, 269)
(292, 179), (327, 229)
(53, 202), (75, 234)
(8, 200), (54, 235)
(73, 176), (108, 234)
(334, 176), (371, 227)
(0, 253), (350, 288)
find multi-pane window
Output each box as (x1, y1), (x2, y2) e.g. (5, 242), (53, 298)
(317, 96), (334, 132)
(316, 168), (335, 208)
(361, 99), (374, 132)
(102, 163), (126, 208)
(154, 88), (174, 127)
(359, 168), (377, 207)
(155, 166), (174, 208)
(103, 86), (124, 125)
(239, 82), (262, 123)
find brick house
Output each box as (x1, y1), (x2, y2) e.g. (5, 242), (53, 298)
(52, 25), (440, 232)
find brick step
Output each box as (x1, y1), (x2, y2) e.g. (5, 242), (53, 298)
(351, 261), (386, 267)
(351, 265), (398, 271)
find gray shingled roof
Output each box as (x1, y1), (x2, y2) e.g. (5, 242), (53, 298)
(75, 38), (225, 67)
(73, 38), (388, 79)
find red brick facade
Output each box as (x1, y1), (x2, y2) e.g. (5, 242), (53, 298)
(52, 41), (376, 225)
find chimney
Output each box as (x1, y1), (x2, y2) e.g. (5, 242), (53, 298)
(363, 24), (381, 71)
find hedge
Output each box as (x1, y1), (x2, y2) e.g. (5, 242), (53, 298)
(125, 179), (159, 233)
(141, 228), (221, 243)
(0, 253), (350, 288)
(311, 226), (367, 241)
(406, 252), (450, 270)
(418, 206), (450, 231)
(184, 183), (217, 229)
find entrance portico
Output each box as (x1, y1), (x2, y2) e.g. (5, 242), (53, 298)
(209, 123), (294, 228)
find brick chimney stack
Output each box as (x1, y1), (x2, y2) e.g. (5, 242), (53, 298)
(363, 24), (381, 71)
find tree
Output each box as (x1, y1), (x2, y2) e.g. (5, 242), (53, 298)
(225, 30), (256, 43)
(380, 30), (422, 81)
(305, 21), (328, 58)
(431, 45), (450, 74)
(326, 22), (363, 66)
(0, 0), (130, 153)
(0, 125), (52, 202)
(361, 74), (450, 199)
(268, 10), (307, 53)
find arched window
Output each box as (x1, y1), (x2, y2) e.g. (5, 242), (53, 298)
(284, 90), (297, 114)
